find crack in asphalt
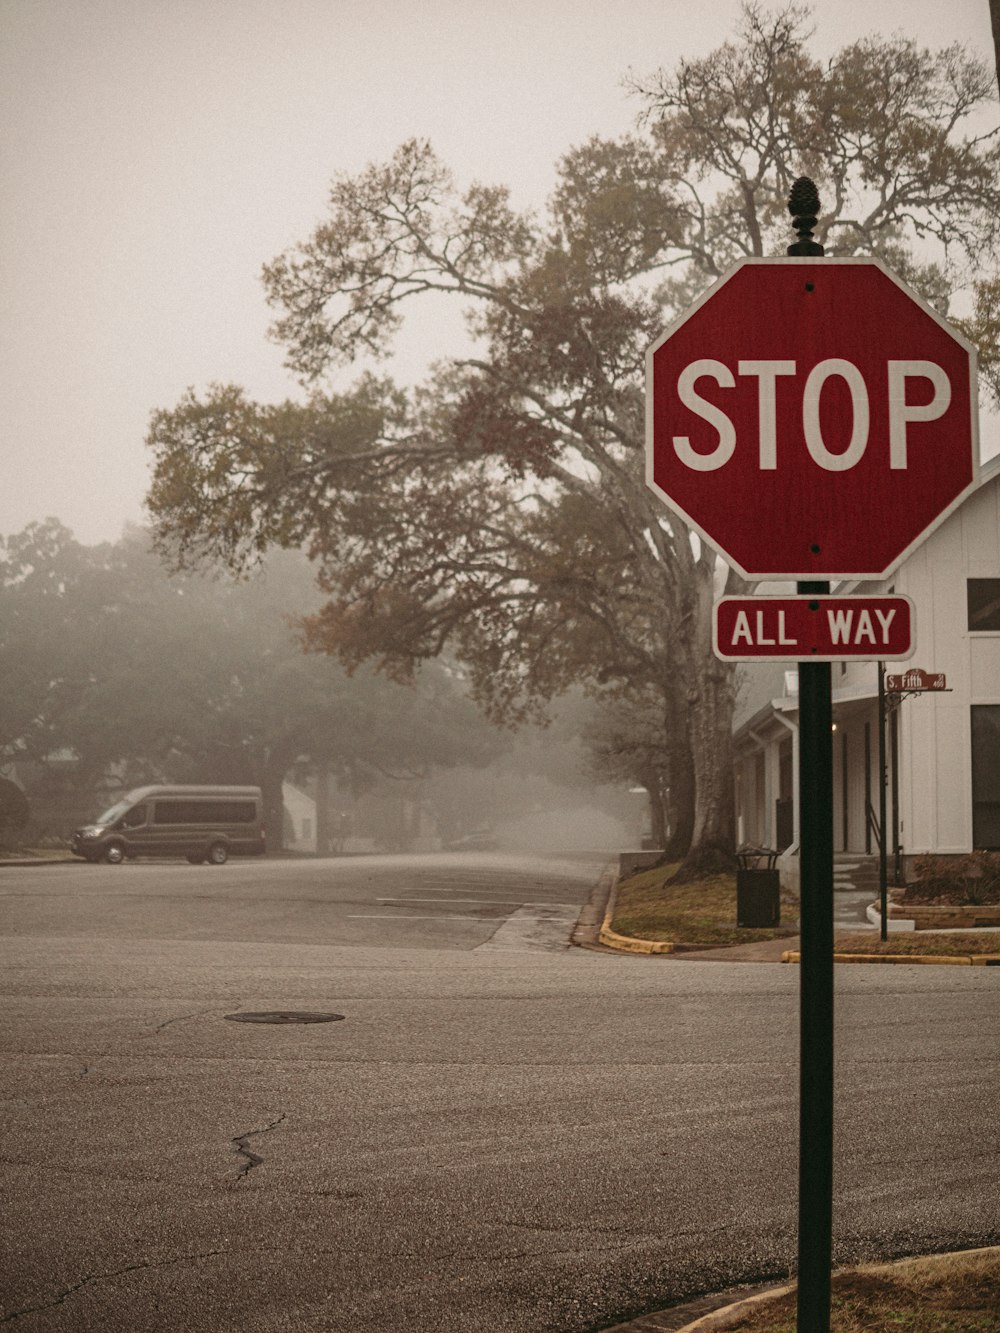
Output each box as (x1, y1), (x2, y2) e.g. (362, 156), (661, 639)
(231, 1113), (286, 1181)
(0, 1249), (226, 1324)
(152, 1007), (217, 1035)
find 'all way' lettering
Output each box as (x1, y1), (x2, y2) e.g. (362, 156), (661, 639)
(826, 606), (897, 645)
(730, 610), (798, 646)
(731, 606), (898, 648)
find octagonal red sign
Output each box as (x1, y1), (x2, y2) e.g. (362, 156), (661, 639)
(645, 258), (979, 580)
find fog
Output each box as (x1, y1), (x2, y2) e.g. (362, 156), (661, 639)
(2, 0), (995, 546)
(0, 530), (642, 855)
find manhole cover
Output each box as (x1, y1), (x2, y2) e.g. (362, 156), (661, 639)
(224, 1011), (345, 1024)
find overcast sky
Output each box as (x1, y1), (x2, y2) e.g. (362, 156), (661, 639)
(2, 0), (998, 547)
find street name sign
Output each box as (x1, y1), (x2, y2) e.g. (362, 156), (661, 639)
(714, 594), (914, 661)
(885, 667), (947, 692)
(646, 258), (979, 580)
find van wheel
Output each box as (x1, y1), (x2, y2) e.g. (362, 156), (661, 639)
(186, 854), (205, 865)
(104, 841), (125, 865)
(207, 842), (228, 865)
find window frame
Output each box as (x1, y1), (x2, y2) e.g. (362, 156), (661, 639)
(967, 579), (1000, 634)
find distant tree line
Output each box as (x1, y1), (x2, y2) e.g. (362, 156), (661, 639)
(0, 520), (502, 846)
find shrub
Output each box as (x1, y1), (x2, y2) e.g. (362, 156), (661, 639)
(902, 852), (1000, 905)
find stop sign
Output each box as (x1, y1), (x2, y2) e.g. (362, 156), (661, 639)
(645, 258), (979, 579)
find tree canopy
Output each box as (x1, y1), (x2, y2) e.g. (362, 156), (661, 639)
(146, 4), (1000, 875)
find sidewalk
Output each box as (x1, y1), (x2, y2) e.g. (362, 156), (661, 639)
(669, 936), (797, 962)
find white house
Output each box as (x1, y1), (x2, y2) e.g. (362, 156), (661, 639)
(733, 452), (1000, 886)
(282, 781), (317, 853)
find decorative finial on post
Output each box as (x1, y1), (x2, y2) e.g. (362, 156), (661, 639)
(787, 177), (824, 256)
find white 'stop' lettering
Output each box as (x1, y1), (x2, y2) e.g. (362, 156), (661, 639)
(672, 360), (950, 472)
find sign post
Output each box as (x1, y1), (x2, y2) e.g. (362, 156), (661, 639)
(878, 663), (889, 942)
(788, 179), (834, 1333)
(644, 175), (978, 1333)
(795, 584), (834, 1329)
(880, 670), (951, 938)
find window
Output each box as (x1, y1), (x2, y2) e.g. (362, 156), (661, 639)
(97, 799), (130, 825)
(152, 800), (257, 825)
(971, 706), (1000, 850)
(967, 579), (1000, 632)
(121, 804), (147, 829)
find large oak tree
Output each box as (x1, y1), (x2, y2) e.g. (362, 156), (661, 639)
(146, 5), (999, 877)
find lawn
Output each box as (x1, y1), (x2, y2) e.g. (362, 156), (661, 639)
(712, 1249), (1000, 1331)
(611, 863), (799, 948)
(834, 930), (1000, 958)
(612, 866), (1000, 957)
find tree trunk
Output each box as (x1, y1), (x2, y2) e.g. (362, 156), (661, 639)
(258, 743), (300, 854)
(642, 776), (668, 849)
(669, 577), (738, 883)
(315, 761), (331, 855)
(261, 765), (285, 854)
(663, 737), (695, 860)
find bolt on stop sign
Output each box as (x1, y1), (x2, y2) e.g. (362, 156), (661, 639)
(645, 258), (979, 580)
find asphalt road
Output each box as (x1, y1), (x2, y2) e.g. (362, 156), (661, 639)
(0, 853), (997, 1332)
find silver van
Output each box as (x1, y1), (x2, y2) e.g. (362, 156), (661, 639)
(71, 785), (266, 864)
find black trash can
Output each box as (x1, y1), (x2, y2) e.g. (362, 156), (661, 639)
(736, 846), (781, 928)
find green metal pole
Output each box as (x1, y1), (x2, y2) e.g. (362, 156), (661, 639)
(788, 177), (833, 1333)
(891, 708), (901, 884)
(878, 663), (889, 942)
(796, 595), (834, 1333)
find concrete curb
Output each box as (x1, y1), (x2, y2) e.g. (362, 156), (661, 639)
(572, 863), (618, 950)
(781, 949), (1000, 966)
(581, 867), (1000, 966)
(665, 1245), (1000, 1332)
(598, 874), (674, 955)
(669, 1280), (796, 1331)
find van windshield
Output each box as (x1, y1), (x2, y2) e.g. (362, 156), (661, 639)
(95, 800), (130, 825)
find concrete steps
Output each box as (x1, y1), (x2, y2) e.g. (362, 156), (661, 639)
(834, 854), (881, 894)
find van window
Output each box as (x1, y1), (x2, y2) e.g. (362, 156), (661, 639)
(152, 800), (257, 825)
(120, 804), (148, 829)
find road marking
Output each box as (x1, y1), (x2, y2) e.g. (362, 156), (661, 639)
(346, 913), (508, 920)
(376, 897), (555, 905)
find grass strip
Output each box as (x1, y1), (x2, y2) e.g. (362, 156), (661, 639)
(0, 848), (76, 861)
(710, 1248), (1000, 1331)
(612, 864), (798, 948)
(834, 930), (1000, 958)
